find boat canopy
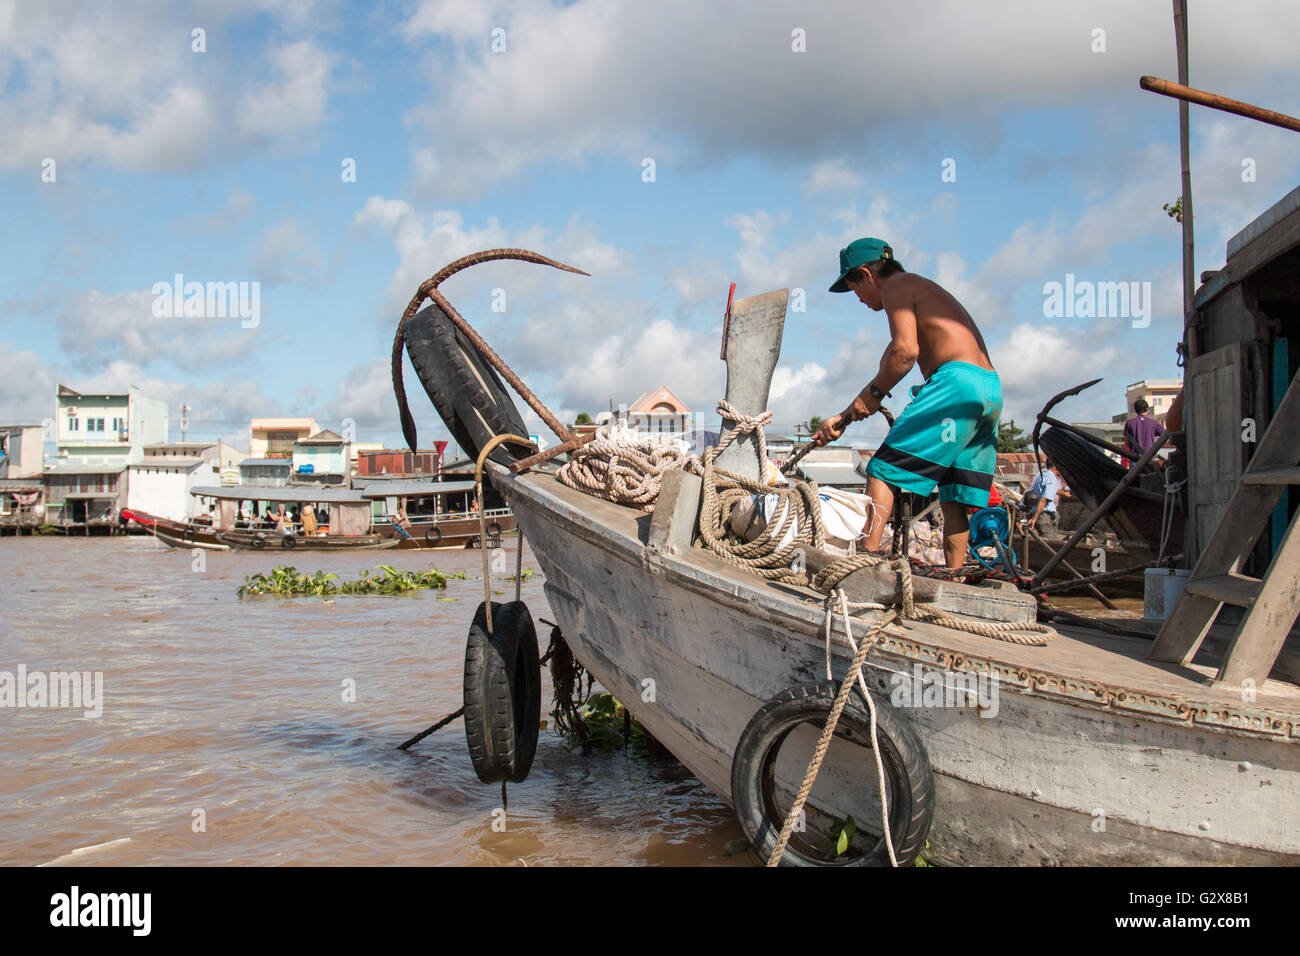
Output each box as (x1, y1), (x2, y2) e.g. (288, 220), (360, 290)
(357, 480), (477, 498)
(189, 486), (366, 503)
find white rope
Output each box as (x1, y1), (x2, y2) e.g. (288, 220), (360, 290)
(766, 592), (897, 866)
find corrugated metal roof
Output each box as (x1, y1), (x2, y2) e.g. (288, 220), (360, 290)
(357, 480), (478, 498)
(132, 456), (206, 467)
(43, 461), (126, 475)
(189, 485), (366, 503)
(239, 458), (293, 468)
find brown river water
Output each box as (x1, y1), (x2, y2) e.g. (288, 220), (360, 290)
(0, 536), (745, 867)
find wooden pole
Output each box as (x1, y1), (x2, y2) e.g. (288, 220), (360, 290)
(1139, 76), (1300, 135)
(1172, 0), (1195, 327)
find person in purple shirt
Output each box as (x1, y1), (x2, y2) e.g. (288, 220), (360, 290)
(1123, 399), (1166, 461)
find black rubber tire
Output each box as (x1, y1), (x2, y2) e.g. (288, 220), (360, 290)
(404, 302), (529, 469)
(281, 534), (297, 549)
(730, 680), (934, 867)
(1039, 426), (1168, 546)
(252, 533), (266, 549)
(424, 525), (442, 546)
(463, 601), (541, 784)
(486, 521), (502, 536)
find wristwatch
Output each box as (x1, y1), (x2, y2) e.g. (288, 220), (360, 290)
(868, 382), (891, 402)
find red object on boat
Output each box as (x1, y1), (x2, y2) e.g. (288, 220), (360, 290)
(988, 485), (1003, 506)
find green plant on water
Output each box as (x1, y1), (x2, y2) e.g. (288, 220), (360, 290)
(36, 523), (58, 535)
(506, 567), (537, 583)
(236, 564), (451, 598)
(551, 690), (654, 756)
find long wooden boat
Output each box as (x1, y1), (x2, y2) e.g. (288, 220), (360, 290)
(121, 510), (229, 550)
(488, 455), (1298, 865)
(357, 479), (517, 548)
(395, 225), (1300, 865)
(123, 506), (398, 552)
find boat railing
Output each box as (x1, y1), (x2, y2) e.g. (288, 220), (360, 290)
(387, 507), (513, 524)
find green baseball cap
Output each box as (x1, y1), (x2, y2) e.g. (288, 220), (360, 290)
(829, 237), (894, 293)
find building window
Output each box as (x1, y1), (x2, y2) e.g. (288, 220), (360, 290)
(67, 416), (78, 432)
(266, 431), (297, 456)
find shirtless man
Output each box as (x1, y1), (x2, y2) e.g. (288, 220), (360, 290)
(813, 238), (1001, 570)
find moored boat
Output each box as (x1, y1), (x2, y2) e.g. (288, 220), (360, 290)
(390, 229), (1300, 866)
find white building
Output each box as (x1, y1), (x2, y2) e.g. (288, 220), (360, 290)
(1, 424), (44, 478)
(55, 384), (168, 465)
(125, 442), (246, 520)
(45, 384), (168, 527)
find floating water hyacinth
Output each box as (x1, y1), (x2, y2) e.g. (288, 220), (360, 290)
(237, 564), (465, 598)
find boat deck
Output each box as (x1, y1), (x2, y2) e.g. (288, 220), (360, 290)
(498, 464), (1300, 737)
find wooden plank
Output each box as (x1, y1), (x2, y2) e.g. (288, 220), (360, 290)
(713, 289), (788, 482)
(647, 470), (702, 554)
(1150, 363), (1300, 664)
(1218, 508), (1300, 686)
(1242, 467), (1300, 486)
(1185, 572), (1261, 608)
(1149, 485), (1279, 663)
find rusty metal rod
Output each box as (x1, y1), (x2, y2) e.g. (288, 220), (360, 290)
(1030, 561), (1159, 597)
(1140, 75), (1300, 134)
(430, 286), (576, 445)
(1032, 429), (1171, 586)
(509, 432), (596, 473)
(1039, 416), (1132, 459)
(1025, 526), (1117, 610)
(391, 248), (589, 452)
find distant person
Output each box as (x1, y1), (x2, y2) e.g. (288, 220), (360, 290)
(1025, 459), (1064, 539)
(301, 503), (318, 535)
(1123, 399), (1166, 461)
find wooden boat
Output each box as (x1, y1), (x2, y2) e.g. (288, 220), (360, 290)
(121, 510), (229, 550)
(1038, 426), (1183, 560)
(123, 483), (403, 552)
(487, 451), (1298, 865)
(357, 479), (517, 549)
(395, 212), (1300, 864)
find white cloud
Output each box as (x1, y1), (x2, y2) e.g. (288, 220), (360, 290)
(47, 288), (262, 373)
(236, 40), (336, 145)
(400, 0), (1300, 197)
(803, 159), (863, 197)
(0, 4), (339, 172)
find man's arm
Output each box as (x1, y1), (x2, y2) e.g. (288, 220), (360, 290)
(814, 284), (920, 445)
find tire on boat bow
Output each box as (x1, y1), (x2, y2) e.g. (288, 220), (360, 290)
(463, 601), (541, 784)
(730, 681), (934, 866)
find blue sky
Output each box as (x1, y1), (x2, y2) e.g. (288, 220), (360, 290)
(3, 0), (1299, 453)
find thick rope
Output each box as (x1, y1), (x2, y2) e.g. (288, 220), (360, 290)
(767, 600), (898, 866)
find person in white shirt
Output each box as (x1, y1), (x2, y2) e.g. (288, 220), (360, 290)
(1026, 459), (1064, 539)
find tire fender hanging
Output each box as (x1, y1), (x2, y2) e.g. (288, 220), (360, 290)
(463, 600), (541, 784)
(730, 680), (935, 866)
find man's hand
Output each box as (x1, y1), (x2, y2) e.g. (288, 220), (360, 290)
(814, 413), (846, 446)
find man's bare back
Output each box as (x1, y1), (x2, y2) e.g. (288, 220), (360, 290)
(873, 273), (993, 378)
(819, 237), (1004, 569)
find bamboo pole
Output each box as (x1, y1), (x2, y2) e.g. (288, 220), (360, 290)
(1139, 76), (1300, 135)
(1172, 1), (1195, 328)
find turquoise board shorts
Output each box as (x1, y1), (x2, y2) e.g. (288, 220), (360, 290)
(866, 361), (1002, 508)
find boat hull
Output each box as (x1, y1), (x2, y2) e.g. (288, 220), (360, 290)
(494, 467), (1300, 866)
